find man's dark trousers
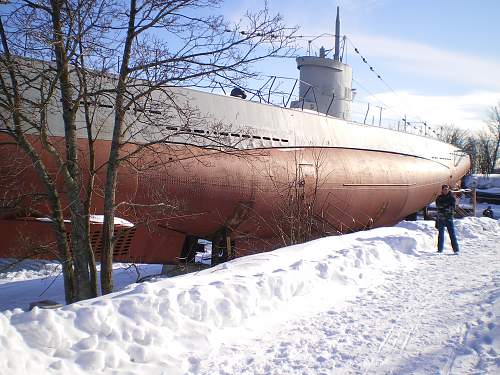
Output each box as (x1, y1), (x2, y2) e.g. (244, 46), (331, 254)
(437, 218), (459, 253)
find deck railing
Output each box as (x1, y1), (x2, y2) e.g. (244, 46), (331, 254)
(207, 76), (444, 141)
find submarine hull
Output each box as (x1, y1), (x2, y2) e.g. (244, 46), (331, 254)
(0, 133), (470, 263)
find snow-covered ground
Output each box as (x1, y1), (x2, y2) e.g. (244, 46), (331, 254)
(0, 261), (163, 312)
(0, 216), (499, 374)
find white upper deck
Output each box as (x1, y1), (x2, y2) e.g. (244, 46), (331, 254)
(37, 84), (465, 170)
(2, 57), (466, 171)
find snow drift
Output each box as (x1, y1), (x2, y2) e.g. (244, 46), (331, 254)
(0, 218), (498, 374)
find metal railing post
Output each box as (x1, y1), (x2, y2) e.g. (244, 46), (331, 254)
(301, 86), (312, 111)
(285, 79), (298, 107)
(363, 103), (370, 124)
(311, 87), (319, 114)
(326, 93), (335, 115)
(267, 76), (277, 104)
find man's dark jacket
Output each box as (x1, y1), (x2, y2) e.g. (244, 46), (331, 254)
(436, 192), (456, 220)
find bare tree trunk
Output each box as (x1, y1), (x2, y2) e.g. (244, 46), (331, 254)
(100, 0), (138, 295)
(491, 107), (500, 173)
(77, 13), (98, 297)
(18, 136), (77, 302)
(50, 0), (94, 300)
(0, 17), (78, 303)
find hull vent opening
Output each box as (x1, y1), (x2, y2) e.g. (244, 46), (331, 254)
(89, 226), (136, 258)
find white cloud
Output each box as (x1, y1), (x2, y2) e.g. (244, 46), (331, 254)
(350, 34), (500, 91)
(358, 90), (500, 132)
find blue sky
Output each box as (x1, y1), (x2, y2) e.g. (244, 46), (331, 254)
(219, 0), (500, 131)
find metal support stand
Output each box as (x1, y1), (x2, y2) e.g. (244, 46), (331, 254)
(211, 228), (230, 267)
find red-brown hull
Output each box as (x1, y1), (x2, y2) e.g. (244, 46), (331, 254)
(0, 133), (469, 263)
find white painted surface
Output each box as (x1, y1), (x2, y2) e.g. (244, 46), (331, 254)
(290, 55), (353, 119)
(3, 58), (467, 179)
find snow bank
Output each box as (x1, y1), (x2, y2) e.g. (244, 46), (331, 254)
(0, 259), (61, 283)
(455, 216), (500, 239)
(0, 263), (162, 312)
(0, 218), (497, 374)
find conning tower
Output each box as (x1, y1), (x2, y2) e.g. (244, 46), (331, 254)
(290, 7), (353, 120)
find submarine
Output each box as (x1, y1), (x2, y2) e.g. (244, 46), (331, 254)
(0, 9), (470, 265)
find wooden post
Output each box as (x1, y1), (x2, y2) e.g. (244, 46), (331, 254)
(226, 235), (232, 259)
(472, 186), (477, 217)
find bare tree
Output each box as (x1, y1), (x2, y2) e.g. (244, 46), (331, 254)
(451, 105), (500, 175)
(486, 105), (500, 173)
(98, 0), (296, 293)
(0, 22), (130, 301)
(252, 148), (338, 248)
(462, 135), (480, 173)
(0, 1), (118, 302)
(475, 131), (496, 174)
(437, 124), (468, 149)
(435, 124), (497, 174)
(0, 0), (296, 300)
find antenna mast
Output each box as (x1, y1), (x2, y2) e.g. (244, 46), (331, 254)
(333, 6), (341, 62)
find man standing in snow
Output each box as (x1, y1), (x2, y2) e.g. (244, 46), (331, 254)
(436, 184), (459, 254)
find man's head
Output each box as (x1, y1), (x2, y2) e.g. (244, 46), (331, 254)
(441, 184), (450, 194)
